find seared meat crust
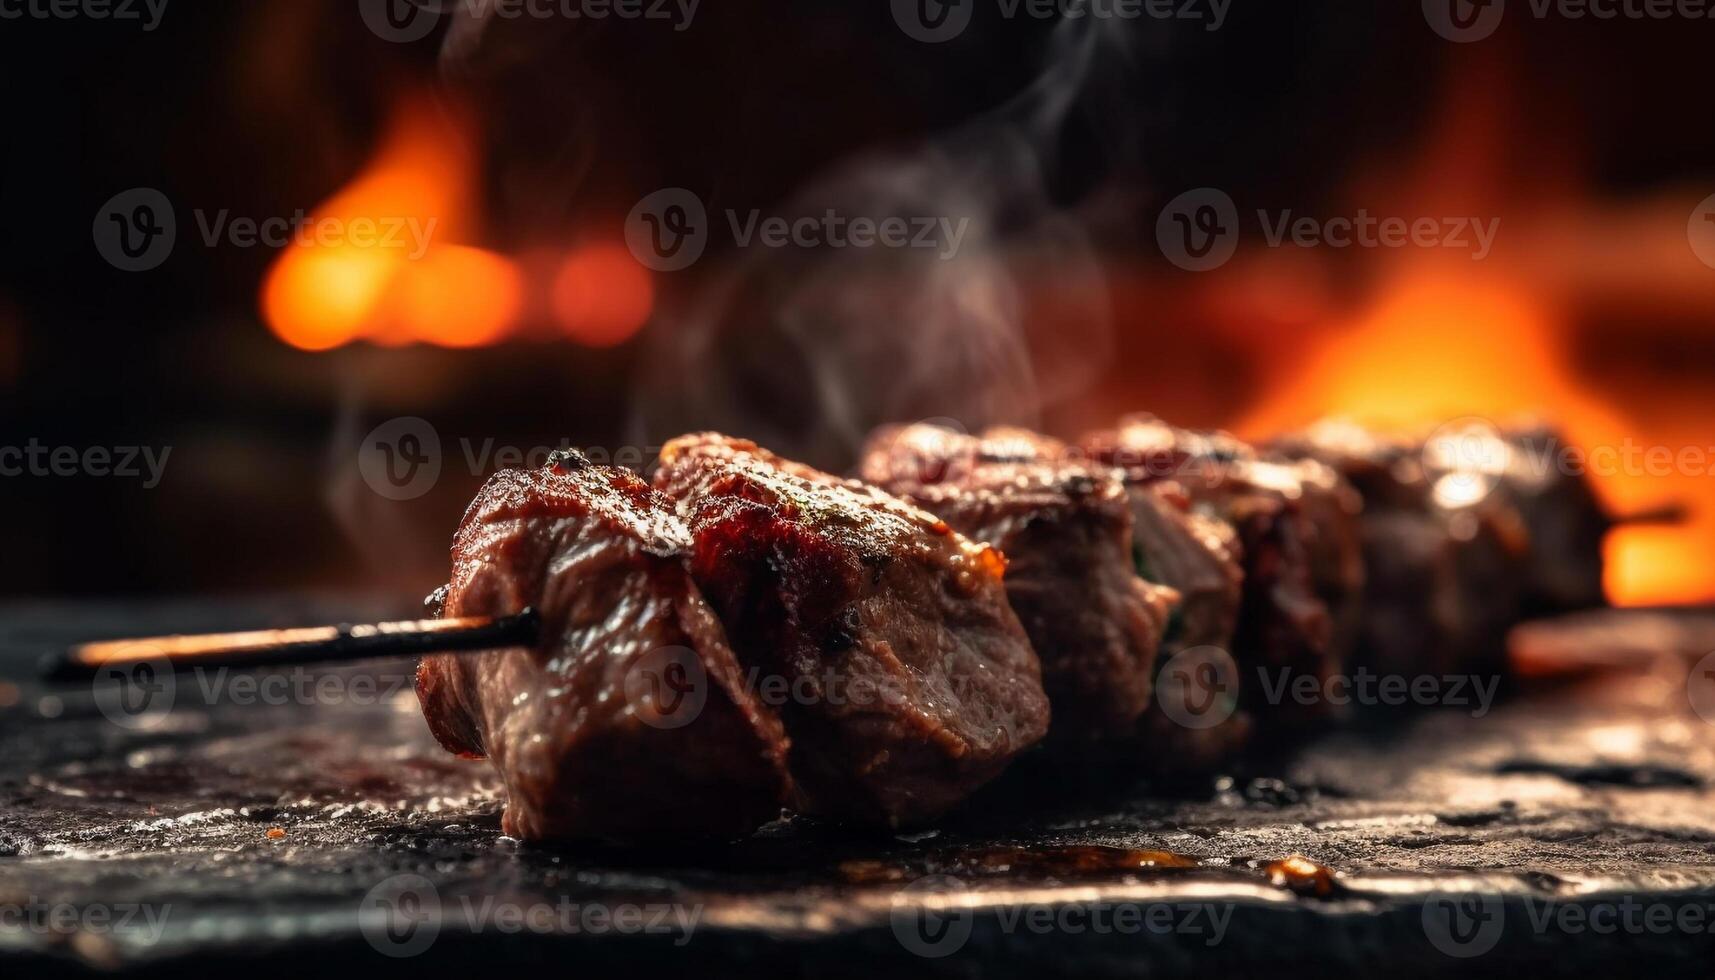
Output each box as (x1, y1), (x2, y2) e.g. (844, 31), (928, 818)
(1082, 417), (1347, 727)
(657, 433), (1051, 827)
(861, 424), (1178, 742)
(417, 451), (791, 841)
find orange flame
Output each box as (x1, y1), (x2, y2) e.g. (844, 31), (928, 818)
(262, 94), (523, 350)
(1223, 42), (1715, 607)
(1234, 266), (1714, 606)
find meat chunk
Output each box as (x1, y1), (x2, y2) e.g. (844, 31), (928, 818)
(1484, 423), (1609, 615)
(1082, 416), (1346, 729)
(1127, 482), (1245, 657)
(859, 423), (1179, 742)
(416, 451), (791, 841)
(1268, 418), (1565, 682)
(656, 433), (1051, 828)
(1285, 457), (1368, 667)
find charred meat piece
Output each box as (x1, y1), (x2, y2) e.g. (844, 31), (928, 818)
(1268, 418), (1579, 682)
(1082, 416), (1345, 728)
(1485, 423), (1610, 615)
(656, 433), (1051, 828)
(1082, 475), (1248, 773)
(1126, 482), (1245, 657)
(1285, 457), (1368, 667)
(416, 450), (791, 841)
(859, 423), (1179, 742)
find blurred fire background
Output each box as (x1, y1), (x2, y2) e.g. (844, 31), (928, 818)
(1, 1), (1712, 606)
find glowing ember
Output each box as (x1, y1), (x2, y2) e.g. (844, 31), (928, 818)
(549, 242), (655, 348)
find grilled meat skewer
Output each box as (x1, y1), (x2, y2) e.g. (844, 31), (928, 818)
(1268, 418), (1610, 682)
(859, 424), (1179, 744)
(1081, 417), (1355, 731)
(416, 451), (794, 840)
(859, 422), (1255, 773)
(656, 433), (1051, 828)
(60, 415), (1611, 843)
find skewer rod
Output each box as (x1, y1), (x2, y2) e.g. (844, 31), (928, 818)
(45, 609), (540, 683)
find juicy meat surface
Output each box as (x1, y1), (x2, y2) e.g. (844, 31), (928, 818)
(1197, 458), (1341, 726)
(1267, 418), (1568, 683)
(1283, 457), (1368, 665)
(859, 423), (1179, 742)
(416, 451), (791, 841)
(1082, 417), (1344, 728)
(1119, 483), (1253, 770)
(1126, 482), (1245, 657)
(655, 433), (1051, 828)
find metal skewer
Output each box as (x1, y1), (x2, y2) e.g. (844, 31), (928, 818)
(1610, 502), (1690, 527)
(44, 609), (541, 683)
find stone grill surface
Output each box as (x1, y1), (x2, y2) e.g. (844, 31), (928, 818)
(2, 598), (1715, 978)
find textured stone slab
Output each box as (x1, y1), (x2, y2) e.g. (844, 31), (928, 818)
(2, 599), (1714, 977)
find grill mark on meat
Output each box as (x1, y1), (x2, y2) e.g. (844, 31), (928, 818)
(656, 432), (1050, 829)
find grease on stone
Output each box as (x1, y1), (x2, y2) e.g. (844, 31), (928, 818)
(1265, 855), (1342, 898)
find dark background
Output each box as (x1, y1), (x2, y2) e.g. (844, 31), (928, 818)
(1, 1), (1712, 601)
